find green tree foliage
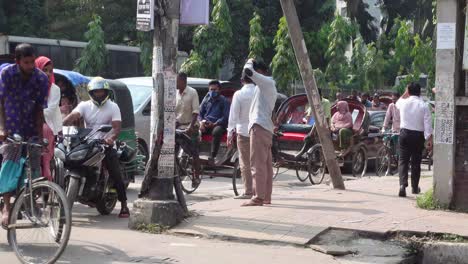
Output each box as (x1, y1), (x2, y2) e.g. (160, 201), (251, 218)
(378, 0), (434, 38)
(45, 0), (136, 43)
(325, 15), (354, 89)
(363, 43), (385, 91)
(138, 31), (153, 76)
(314, 68), (329, 91)
(271, 17), (299, 94)
(182, 0), (233, 78)
(0, 0), (7, 33)
(6, 0), (48, 37)
(248, 11), (268, 59)
(304, 22), (332, 71)
(344, 0), (378, 43)
(411, 35), (435, 89)
(251, 0), (335, 71)
(348, 36), (367, 90)
(74, 15), (107, 76)
(226, 0), (254, 75)
(394, 21), (413, 75)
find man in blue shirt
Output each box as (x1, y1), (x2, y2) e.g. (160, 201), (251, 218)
(199, 80), (230, 162)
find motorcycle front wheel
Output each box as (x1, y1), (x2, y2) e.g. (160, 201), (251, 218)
(96, 193), (118, 215)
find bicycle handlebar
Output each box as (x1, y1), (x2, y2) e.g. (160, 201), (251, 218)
(6, 136), (47, 148)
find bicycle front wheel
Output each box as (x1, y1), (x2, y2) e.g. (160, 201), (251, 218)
(376, 146), (391, 177)
(8, 180), (72, 264)
(176, 152), (199, 194)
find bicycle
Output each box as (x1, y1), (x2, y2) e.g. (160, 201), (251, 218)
(1, 135), (72, 264)
(376, 132), (399, 177)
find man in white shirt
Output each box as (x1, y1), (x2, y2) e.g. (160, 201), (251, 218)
(227, 76), (255, 199)
(395, 82), (433, 197)
(63, 77), (129, 218)
(241, 59), (277, 206)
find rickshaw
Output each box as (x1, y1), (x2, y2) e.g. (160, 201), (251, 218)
(308, 98), (370, 178)
(272, 94), (318, 183)
(176, 87), (240, 194)
(53, 69), (144, 187)
(177, 87), (288, 196)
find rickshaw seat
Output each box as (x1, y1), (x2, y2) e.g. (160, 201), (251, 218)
(279, 132), (307, 142)
(201, 133), (228, 143)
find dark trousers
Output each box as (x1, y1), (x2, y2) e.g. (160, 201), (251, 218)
(398, 129), (425, 189)
(204, 125), (226, 158)
(104, 148), (127, 203)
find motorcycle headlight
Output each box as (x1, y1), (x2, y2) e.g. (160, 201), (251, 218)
(68, 149), (88, 161)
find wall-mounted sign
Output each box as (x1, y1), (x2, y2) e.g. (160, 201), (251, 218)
(437, 23), (456, 50)
(136, 0), (155, 31)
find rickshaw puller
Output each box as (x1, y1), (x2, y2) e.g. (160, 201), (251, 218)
(176, 72), (201, 187)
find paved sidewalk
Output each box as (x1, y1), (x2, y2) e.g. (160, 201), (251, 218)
(172, 173), (468, 245)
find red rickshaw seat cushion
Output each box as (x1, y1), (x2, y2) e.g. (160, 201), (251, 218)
(280, 132), (307, 142)
(202, 133), (228, 143)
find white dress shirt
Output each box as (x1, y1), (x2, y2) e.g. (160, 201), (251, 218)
(243, 60), (278, 133)
(44, 83), (63, 135)
(227, 83), (255, 138)
(395, 95), (433, 139)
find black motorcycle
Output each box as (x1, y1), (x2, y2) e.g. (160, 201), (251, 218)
(54, 125), (135, 215)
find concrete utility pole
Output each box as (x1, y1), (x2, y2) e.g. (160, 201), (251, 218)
(433, 0), (462, 209)
(130, 0), (185, 229)
(279, 0), (345, 189)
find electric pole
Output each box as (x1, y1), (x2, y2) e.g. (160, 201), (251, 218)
(130, 0), (185, 229)
(279, 0), (345, 189)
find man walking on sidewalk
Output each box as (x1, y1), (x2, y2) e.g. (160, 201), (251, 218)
(242, 59), (277, 206)
(396, 82), (433, 197)
(227, 76), (255, 199)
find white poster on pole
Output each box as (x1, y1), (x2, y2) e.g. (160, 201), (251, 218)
(437, 23), (456, 50)
(180, 0), (209, 25)
(158, 71), (177, 178)
(136, 0), (155, 31)
(463, 7), (468, 69)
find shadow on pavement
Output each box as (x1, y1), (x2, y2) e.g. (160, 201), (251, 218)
(58, 240), (176, 264)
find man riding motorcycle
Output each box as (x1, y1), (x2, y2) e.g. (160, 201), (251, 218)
(63, 77), (130, 218)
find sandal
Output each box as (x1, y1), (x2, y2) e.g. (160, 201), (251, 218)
(242, 198), (264, 207)
(118, 207), (130, 218)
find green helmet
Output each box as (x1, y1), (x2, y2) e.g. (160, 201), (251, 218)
(88, 77), (110, 107)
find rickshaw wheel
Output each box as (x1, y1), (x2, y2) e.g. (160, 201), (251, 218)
(295, 166), (309, 182)
(307, 144), (326, 185)
(352, 146), (368, 178)
(376, 146), (390, 177)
